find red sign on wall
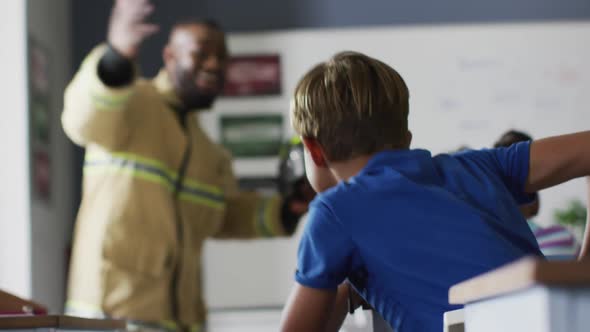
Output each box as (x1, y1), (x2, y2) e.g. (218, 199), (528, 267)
(223, 54), (281, 97)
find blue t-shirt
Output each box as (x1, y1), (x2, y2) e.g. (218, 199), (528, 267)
(295, 141), (542, 332)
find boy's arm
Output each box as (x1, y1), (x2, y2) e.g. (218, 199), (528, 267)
(325, 283), (354, 332)
(284, 200), (357, 331)
(280, 284), (336, 332)
(280, 283), (364, 332)
(525, 131), (590, 259)
(526, 131), (590, 192)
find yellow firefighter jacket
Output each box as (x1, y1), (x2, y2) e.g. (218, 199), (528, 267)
(62, 45), (286, 330)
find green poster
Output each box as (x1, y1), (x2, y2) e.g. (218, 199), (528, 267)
(220, 114), (283, 158)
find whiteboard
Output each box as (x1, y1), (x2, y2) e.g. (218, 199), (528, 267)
(200, 21), (590, 308)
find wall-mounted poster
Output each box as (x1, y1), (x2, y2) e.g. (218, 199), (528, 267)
(222, 54), (281, 97)
(28, 37), (52, 202)
(220, 114), (283, 158)
(29, 37), (51, 144)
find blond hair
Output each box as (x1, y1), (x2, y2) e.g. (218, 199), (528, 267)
(291, 51), (410, 162)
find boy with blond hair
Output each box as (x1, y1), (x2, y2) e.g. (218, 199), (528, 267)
(280, 51), (590, 332)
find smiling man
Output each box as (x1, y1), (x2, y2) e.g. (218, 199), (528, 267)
(61, 1), (309, 331)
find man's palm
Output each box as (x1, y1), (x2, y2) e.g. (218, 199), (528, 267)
(107, 0), (159, 58)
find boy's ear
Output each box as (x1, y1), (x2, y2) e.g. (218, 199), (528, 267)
(405, 131), (413, 147)
(302, 137), (328, 167)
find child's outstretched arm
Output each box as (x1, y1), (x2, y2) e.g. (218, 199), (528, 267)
(526, 131), (590, 192)
(526, 131), (590, 259)
(280, 283), (336, 332)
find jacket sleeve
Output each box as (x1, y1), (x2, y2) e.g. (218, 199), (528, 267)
(61, 44), (138, 150)
(214, 150), (288, 239)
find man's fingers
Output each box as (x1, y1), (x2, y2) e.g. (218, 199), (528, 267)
(126, 4), (154, 23)
(115, 0), (142, 11)
(115, 0), (154, 22)
(137, 23), (159, 38)
(137, 3), (155, 19)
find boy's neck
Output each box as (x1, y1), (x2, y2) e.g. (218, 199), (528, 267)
(329, 154), (374, 182)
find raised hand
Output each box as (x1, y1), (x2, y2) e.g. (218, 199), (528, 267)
(107, 0), (159, 59)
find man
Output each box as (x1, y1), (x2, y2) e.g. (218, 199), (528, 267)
(62, 0), (308, 330)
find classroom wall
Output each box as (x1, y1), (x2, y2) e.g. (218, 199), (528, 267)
(0, 0), (31, 299)
(71, 0), (590, 76)
(27, 0), (74, 312)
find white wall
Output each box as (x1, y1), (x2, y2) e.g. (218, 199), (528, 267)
(27, 0), (74, 313)
(0, 0), (32, 299)
(202, 21), (590, 308)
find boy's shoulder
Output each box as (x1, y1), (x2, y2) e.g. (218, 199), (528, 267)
(311, 180), (362, 215)
(313, 169), (408, 213)
(445, 141), (531, 167)
(311, 182), (350, 211)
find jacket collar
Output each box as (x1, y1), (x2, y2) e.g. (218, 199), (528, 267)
(153, 69), (183, 108)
